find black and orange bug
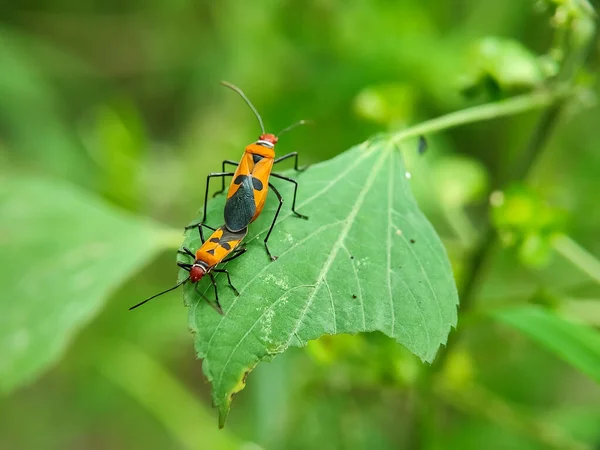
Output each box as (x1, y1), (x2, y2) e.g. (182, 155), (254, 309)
(186, 81), (311, 261)
(129, 224), (247, 314)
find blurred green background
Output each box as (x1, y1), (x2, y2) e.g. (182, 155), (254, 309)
(1, 0), (599, 449)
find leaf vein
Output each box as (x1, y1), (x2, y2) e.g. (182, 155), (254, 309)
(214, 284), (315, 390)
(324, 278), (336, 334)
(389, 152), (424, 349)
(393, 211), (445, 338)
(386, 152), (396, 335)
(342, 245), (366, 331)
(284, 144), (390, 347)
(204, 220), (345, 355)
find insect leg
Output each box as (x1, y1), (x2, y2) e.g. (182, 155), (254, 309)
(177, 247), (196, 259)
(270, 172), (308, 220)
(214, 160), (240, 196)
(177, 262), (192, 271)
(184, 173), (234, 231)
(221, 248), (247, 263)
(194, 279), (223, 315)
(213, 269), (239, 296)
(273, 152), (309, 172)
(208, 272), (224, 314)
(202, 172), (235, 224)
(264, 182), (284, 261)
(197, 223), (207, 244)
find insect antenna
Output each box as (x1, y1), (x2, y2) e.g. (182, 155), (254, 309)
(277, 120), (314, 137)
(220, 81), (265, 134)
(129, 278), (189, 311)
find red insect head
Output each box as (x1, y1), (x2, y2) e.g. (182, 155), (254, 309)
(189, 265), (206, 283)
(259, 133), (278, 145)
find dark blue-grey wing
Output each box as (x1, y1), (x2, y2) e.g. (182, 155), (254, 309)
(224, 175), (256, 232)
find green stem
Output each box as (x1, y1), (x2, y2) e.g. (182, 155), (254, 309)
(388, 85), (572, 145)
(93, 339), (243, 450)
(432, 94), (570, 372)
(553, 233), (600, 285)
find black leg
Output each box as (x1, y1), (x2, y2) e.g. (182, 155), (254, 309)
(208, 272), (223, 314)
(178, 247), (196, 259)
(177, 262), (192, 271)
(198, 223), (206, 244)
(214, 160), (239, 196)
(273, 152), (308, 172)
(264, 182), (284, 261)
(203, 172), (235, 224)
(221, 248), (247, 263)
(270, 172), (308, 220)
(213, 269), (240, 296)
(184, 222), (216, 241)
(194, 274), (223, 315)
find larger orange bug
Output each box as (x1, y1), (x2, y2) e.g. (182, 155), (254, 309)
(186, 81), (311, 261)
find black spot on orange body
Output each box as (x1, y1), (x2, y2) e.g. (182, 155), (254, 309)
(194, 226), (248, 268)
(224, 143), (275, 231)
(252, 177), (263, 191)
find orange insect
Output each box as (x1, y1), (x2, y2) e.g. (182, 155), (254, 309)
(186, 81), (311, 261)
(129, 224), (247, 314)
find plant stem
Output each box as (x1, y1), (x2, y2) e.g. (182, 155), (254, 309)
(415, 12), (599, 447)
(94, 338), (244, 450)
(432, 91), (572, 372)
(405, 88), (574, 450)
(388, 85), (572, 145)
(553, 233), (600, 285)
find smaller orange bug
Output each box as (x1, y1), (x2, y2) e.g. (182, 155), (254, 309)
(186, 81), (311, 261)
(129, 224), (247, 314)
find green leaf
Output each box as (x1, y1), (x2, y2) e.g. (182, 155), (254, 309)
(181, 139), (459, 426)
(0, 176), (171, 393)
(493, 306), (600, 383)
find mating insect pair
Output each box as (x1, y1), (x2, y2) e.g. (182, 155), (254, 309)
(129, 82), (310, 312)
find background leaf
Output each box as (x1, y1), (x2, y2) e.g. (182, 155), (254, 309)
(493, 305), (600, 383)
(180, 138), (459, 425)
(0, 176), (172, 393)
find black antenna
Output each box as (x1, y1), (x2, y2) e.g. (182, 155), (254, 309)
(129, 278), (189, 310)
(277, 120), (314, 137)
(220, 81), (265, 134)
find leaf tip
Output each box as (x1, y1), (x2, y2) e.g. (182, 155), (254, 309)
(215, 364), (256, 428)
(218, 408), (229, 429)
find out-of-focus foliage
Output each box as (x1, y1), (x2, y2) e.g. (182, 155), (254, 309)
(0, 176), (171, 393)
(491, 184), (566, 266)
(0, 0), (599, 449)
(494, 305), (600, 383)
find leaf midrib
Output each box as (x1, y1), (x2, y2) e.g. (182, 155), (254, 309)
(202, 142), (376, 354)
(213, 142), (391, 390)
